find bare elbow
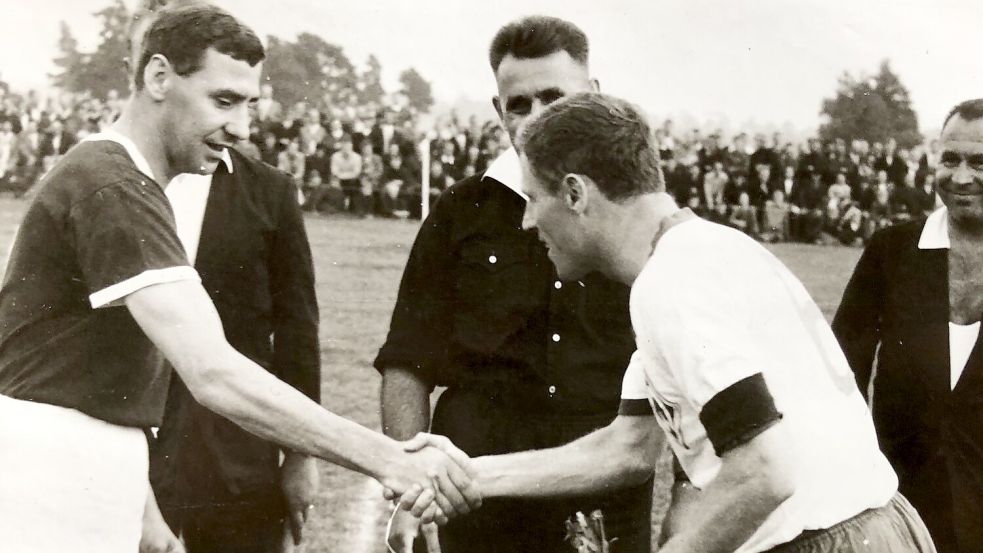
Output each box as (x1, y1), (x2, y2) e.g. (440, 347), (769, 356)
(612, 423), (658, 486)
(174, 355), (230, 410)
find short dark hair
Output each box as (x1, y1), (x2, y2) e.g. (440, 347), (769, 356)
(518, 92), (663, 202)
(943, 99), (983, 128)
(489, 16), (589, 73)
(133, 4), (264, 90)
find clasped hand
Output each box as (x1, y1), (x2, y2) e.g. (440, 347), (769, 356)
(382, 433), (481, 525)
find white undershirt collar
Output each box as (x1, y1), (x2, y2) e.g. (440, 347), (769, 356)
(482, 147), (527, 201)
(918, 206), (950, 250)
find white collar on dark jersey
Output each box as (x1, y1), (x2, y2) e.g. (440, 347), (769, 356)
(81, 130), (234, 182)
(482, 147), (528, 201)
(918, 206), (949, 250)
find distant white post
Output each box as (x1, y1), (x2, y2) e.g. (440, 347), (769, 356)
(419, 138), (432, 219)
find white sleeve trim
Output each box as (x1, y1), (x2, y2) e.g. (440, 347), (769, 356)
(620, 350), (650, 400)
(89, 266), (200, 309)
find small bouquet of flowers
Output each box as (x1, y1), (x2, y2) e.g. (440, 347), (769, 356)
(565, 509), (615, 553)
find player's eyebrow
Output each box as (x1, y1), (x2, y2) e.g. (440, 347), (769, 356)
(210, 89), (254, 103)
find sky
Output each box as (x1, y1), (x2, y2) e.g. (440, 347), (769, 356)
(2, 0), (981, 136)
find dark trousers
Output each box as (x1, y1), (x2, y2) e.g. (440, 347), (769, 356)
(161, 493), (286, 553)
(422, 386), (653, 553)
(767, 493), (936, 553)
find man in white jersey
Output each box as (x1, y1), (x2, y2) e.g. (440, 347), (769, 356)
(399, 93), (936, 553)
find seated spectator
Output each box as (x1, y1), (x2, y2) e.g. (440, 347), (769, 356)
(791, 171), (826, 243)
(306, 144), (331, 183)
(429, 159), (456, 193)
(707, 201), (730, 226)
(378, 152), (415, 218)
(277, 138), (306, 185)
(359, 143), (383, 218)
(761, 189), (791, 243)
(864, 186), (894, 242)
(727, 191), (759, 238)
(435, 140), (462, 181)
(302, 170), (345, 214)
(723, 173), (751, 207)
(684, 187), (705, 217)
(835, 201), (865, 246)
(824, 172), (853, 229)
(330, 135), (363, 214)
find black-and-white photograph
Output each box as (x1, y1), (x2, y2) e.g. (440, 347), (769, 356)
(0, 1), (979, 552)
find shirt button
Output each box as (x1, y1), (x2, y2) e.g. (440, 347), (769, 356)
(548, 385), (557, 395)
(488, 255), (497, 264)
(554, 280), (562, 289)
(552, 333), (561, 342)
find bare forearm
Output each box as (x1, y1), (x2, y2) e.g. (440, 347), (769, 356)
(381, 367), (431, 440)
(192, 343), (397, 479)
(474, 416), (658, 499)
(127, 282), (400, 482)
(659, 428), (794, 553)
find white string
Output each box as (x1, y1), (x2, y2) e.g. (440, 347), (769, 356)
(385, 505), (401, 553)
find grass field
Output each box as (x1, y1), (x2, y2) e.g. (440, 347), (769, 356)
(0, 198), (863, 552)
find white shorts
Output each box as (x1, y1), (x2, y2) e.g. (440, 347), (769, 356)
(0, 394), (148, 553)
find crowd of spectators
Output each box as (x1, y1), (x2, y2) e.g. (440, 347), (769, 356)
(0, 84), (942, 244)
(656, 120), (942, 246)
(0, 87), (123, 196)
(244, 83), (511, 218)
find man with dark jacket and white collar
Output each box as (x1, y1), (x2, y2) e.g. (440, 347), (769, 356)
(376, 15), (652, 553)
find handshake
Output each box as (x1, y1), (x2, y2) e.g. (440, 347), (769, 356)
(380, 433), (480, 526)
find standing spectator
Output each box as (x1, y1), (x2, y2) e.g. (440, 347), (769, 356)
(914, 173), (940, 216)
(875, 138), (907, 187)
(371, 109), (406, 157)
(0, 120), (15, 180)
(663, 156), (692, 203)
(298, 109), (326, 155)
(330, 135), (363, 214)
(277, 139), (306, 202)
(255, 83), (283, 129)
(749, 133), (781, 178)
(703, 160), (728, 210)
(258, 132), (279, 167)
(38, 118), (75, 164)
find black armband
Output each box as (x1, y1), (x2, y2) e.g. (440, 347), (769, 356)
(618, 398), (654, 416)
(699, 372), (782, 456)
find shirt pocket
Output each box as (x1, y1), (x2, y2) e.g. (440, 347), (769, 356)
(453, 237), (543, 350)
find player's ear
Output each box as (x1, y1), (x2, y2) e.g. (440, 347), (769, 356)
(590, 78), (600, 93)
(142, 54), (172, 102)
(562, 173), (589, 214)
(492, 96), (504, 121)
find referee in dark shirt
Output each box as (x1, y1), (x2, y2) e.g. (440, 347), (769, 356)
(376, 16), (653, 553)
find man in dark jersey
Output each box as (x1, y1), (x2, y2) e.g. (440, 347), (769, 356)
(0, 5), (476, 552)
